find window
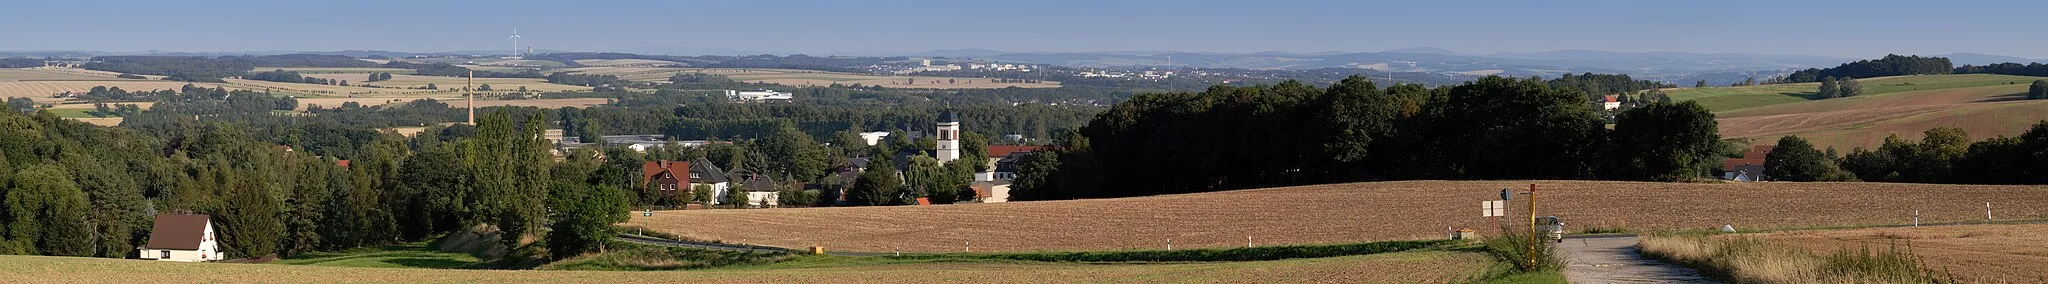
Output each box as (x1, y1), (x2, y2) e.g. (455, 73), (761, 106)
(160, 250), (170, 259)
(690, 173), (701, 179)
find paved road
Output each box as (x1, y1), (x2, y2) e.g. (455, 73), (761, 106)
(1559, 235), (1716, 284)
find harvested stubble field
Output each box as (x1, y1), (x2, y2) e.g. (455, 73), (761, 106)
(0, 81), (242, 98)
(0, 68), (134, 81)
(294, 97), (607, 110)
(0, 250), (1490, 283)
(633, 180), (2048, 253)
(1738, 224), (2048, 283)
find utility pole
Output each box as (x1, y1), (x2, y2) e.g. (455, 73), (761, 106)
(466, 69), (475, 125)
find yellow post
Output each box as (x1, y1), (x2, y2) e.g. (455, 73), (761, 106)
(1527, 183), (1537, 269)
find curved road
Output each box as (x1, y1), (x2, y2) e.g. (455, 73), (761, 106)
(1560, 235), (1715, 283)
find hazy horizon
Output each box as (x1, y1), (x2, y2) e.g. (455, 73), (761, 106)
(6, 0), (2047, 59)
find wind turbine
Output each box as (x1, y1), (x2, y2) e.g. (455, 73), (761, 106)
(509, 29), (523, 58)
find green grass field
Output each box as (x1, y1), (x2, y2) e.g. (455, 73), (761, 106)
(1668, 74), (2045, 112)
(270, 241), (481, 269)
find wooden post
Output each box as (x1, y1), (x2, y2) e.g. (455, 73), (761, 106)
(1527, 184), (1537, 269)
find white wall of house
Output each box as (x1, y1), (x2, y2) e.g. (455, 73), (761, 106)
(138, 221), (223, 262)
(745, 191), (781, 208)
(698, 182), (731, 204)
(987, 184), (1011, 203)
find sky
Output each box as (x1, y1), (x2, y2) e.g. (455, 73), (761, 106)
(4, 0), (2045, 58)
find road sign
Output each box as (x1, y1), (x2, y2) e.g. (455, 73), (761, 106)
(1481, 200), (1506, 217)
(1500, 188), (1511, 201)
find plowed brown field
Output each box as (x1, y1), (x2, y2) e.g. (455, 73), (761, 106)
(632, 181), (2048, 253)
(1744, 224), (2048, 283)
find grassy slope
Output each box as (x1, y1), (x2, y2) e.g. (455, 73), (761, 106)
(0, 250), (1493, 283)
(269, 241), (481, 269)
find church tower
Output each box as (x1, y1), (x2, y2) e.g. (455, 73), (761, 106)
(936, 109), (961, 164)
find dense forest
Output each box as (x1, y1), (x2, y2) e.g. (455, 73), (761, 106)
(1761, 124), (2048, 185)
(1779, 54), (1952, 83)
(1009, 76), (1723, 200)
(379, 61), (542, 78)
(1544, 73), (1674, 99)
(0, 58), (45, 68)
(245, 70), (337, 85)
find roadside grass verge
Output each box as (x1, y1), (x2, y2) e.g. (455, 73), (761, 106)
(1638, 234), (1963, 283)
(881, 239), (1454, 263)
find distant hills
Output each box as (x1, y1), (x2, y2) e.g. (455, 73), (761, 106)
(5, 47), (2044, 86)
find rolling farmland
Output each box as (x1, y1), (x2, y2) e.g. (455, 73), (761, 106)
(631, 180), (2048, 253)
(1682, 74), (2048, 150)
(0, 250), (1491, 283)
(563, 67), (1061, 89)
(1742, 224), (2048, 283)
(300, 74), (591, 93)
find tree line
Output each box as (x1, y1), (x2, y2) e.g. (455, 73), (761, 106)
(1011, 75), (1723, 200)
(81, 55), (376, 82)
(1779, 54), (1952, 83)
(1765, 124), (2048, 185)
(245, 70), (340, 85)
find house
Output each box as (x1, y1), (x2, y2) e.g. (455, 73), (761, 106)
(728, 169), (781, 208)
(1599, 95), (1622, 110)
(686, 158), (733, 204)
(970, 181), (1011, 203)
(978, 145), (1045, 181)
(137, 214), (224, 262)
(641, 160), (693, 197)
(1722, 145), (1775, 181)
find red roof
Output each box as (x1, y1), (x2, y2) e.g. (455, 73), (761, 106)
(1721, 145), (1776, 171)
(986, 145), (1044, 158)
(1602, 95), (1619, 103)
(335, 160), (350, 169)
(641, 160), (692, 187)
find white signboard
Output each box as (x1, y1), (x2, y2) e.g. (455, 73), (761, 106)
(1481, 200), (1506, 217)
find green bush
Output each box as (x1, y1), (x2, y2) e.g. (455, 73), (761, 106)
(539, 241), (792, 271)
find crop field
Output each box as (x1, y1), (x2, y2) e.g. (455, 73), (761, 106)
(564, 67), (1062, 89)
(249, 67), (416, 74)
(0, 250), (1490, 283)
(1740, 224), (2048, 283)
(300, 74), (591, 93)
(631, 180), (2048, 253)
(0, 68), (136, 81)
(1705, 75), (2048, 150)
(0, 81), (237, 98)
(1669, 74), (2044, 112)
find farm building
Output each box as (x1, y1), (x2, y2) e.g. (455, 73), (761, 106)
(725, 89), (793, 103)
(1722, 145), (1774, 181)
(971, 181), (1012, 203)
(137, 214), (224, 262)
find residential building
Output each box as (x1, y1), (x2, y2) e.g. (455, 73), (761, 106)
(977, 145), (1044, 182)
(729, 169), (781, 208)
(971, 181), (1011, 203)
(138, 214), (224, 262)
(1722, 145), (1775, 181)
(687, 158), (733, 204)
(1600, 95), (1622, 110)
(641, 160), (693, 197)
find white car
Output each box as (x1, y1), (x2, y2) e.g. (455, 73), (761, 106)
(1538, 216), (1564, 243)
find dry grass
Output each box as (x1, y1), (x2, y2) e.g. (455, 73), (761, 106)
(0, 250), (1491, 283)
(631, 180), (2048, 253)
(565, 67), (1061, 89)
(1743, 224), (2048, 283)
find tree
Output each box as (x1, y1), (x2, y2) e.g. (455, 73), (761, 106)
(2030, 80), (2048, 100)
(5, 165), (92, 256)
(546, 182), (625, 259)
(427, 83), (438, 90)
(1764, 136), (1830, 181)
(1695, 80), (1708, 88)
(216, 168), (282, 259)
(1840, 148), (1896, 182)
(1816, 77), (1840, 99)
(478, 84), (493, 92)
(690, 184), (713, 206)
(1604, 102), (1720, 181)
(845, 156), (904, 206)
(723, 182), (750, 208)
(752, 122), (828, 181)
(1839, 78), (1863, 97)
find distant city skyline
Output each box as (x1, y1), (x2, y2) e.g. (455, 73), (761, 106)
(5, 0), (2047, 59)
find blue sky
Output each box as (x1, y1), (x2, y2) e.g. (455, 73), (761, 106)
(5, 0), (2044, 58)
